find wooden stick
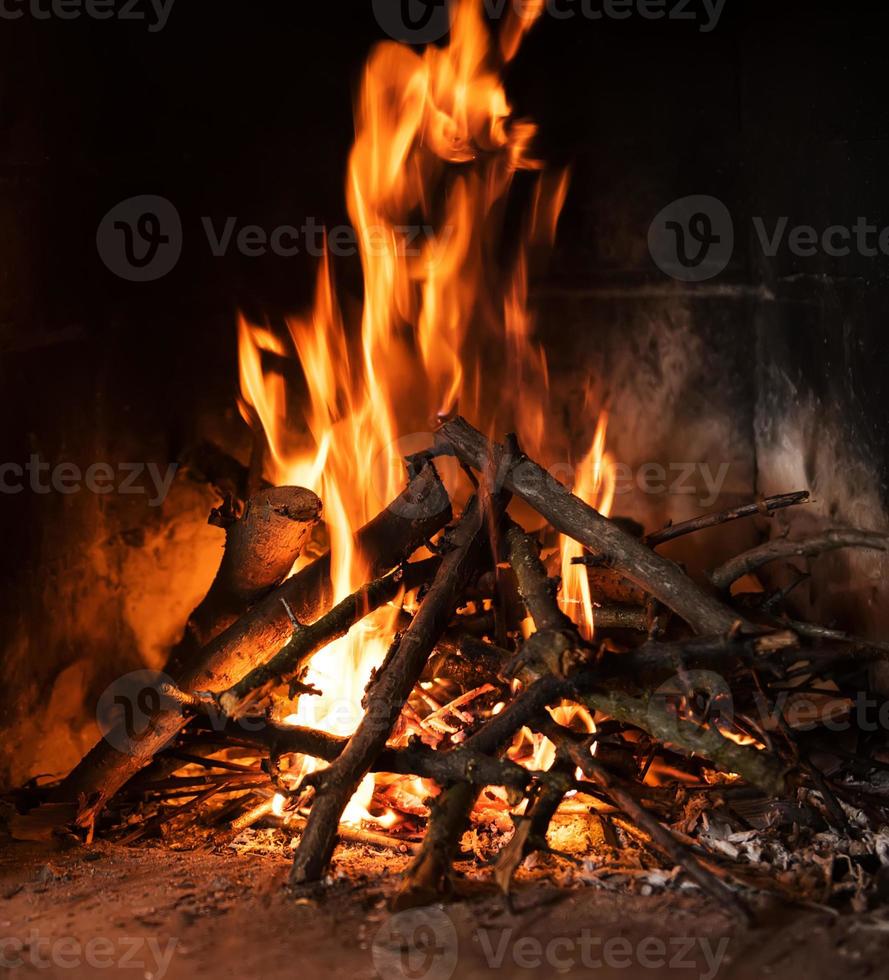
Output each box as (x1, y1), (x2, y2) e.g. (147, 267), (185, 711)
(219, 558), (441, 716)
(56, 464), (452, 826)
(644, 491), (810, 547)
(434, 418), (746, 635)
(289, 493), (501, 885)
(711, 529), (889, 591)
(192, 717), (541, 791)
(575, 690), (787, 796)
(493, 758), (574, 893)
(505, 520), (590, 679)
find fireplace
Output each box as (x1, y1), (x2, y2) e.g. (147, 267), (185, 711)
(3, 1), (889, 978)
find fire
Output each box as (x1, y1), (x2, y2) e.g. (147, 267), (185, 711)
(236, 0), (614, 829)
(560, 409), (617, 639)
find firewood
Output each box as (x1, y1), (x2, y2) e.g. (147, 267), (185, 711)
(55, 464), (452, 827)
(433, 417), (748, 635)
(493, 756), (574, 894)
(289, 491), (503, 885)
(394, 674), (565, 908)
(166, 486), (322, 676)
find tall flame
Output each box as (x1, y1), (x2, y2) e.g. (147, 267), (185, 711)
(237, 0), (613, 825)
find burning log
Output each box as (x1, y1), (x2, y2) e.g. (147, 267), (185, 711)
(166, 485), (322, 676)
(493, 756), (575, 893)
(430, 417), (748, 635)
(56, 463), (452, 826)
(289, 492), (503, 884)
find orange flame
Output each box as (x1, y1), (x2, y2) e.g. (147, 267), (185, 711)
(236, 0), (612, 828)
(560, 409), (617, 639)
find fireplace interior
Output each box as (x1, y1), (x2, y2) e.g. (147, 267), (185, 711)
(2, 2), (889, 978)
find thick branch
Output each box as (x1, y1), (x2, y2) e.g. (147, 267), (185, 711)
(202, 719), (538, 791)
(577, 690), (787, 796)
(166, 486), (321, 676)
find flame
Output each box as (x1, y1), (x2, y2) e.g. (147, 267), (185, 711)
(559, 409), (617, 639)
(236, 1), (612, 829)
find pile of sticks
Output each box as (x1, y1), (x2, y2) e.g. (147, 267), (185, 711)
(40, 416), (889, 914)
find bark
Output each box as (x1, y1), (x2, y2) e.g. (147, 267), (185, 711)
(166, 486), (321, 676)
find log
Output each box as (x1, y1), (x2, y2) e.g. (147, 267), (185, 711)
(433, 417), (746, 635)
(711, 529), (889, 591)
(56, 464), (452, 825)
(289, 493), (500, 884)
(166, 486), (322, 676)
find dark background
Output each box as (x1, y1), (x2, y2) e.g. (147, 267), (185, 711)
(1, 0), (888, 783)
